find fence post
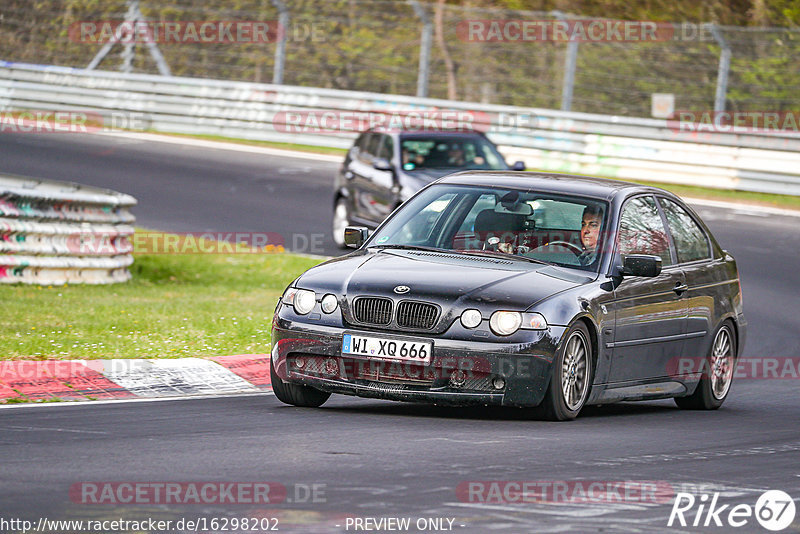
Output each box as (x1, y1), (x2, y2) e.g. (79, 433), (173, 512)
(709, 24), (731, 112)
(554, 12), (578, 111)
(86, 0), (171, 76)
(271, 0), (290, 85)
(409, 0), (432, 98)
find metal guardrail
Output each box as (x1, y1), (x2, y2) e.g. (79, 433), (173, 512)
(2, 61), (800, 196)
(0, 173), (136, 285)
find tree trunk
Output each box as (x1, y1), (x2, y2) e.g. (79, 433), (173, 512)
(434, 0), (457, 100)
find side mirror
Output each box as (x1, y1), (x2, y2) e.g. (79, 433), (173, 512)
(344, 226), (370, 248)
(622, 254), (662, 277)
(372, 158), (392, 171)
(511, 161), (526, 171)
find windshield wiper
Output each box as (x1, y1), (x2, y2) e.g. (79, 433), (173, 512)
(458, 249), (551, 265)
(369, 244), (449, 253)
(370, 244), (552, 265)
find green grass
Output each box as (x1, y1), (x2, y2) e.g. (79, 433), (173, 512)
(2, 396), (64, 404)
(0, 232), (324, 360)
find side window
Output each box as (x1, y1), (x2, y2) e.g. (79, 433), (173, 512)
(618, 196), (673, 267)
(659, 198), (711, 263)
(355, 133), (369, 151)
(366, 134), (382, 158)
(356, 133), (373, 163)
(377, 135), (394, 161)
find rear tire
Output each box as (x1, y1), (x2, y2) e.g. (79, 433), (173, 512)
(675, 321), (736, 410)
(270, 357), (331, 408)
(332, 198), (351, 249)
(538, 322), (594, 421)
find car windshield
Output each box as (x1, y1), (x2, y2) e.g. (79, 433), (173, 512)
(400, 136), (508, 171)
(367, 184), (609, 272)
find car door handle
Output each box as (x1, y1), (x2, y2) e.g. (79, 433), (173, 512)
(673, 283), (689, 295)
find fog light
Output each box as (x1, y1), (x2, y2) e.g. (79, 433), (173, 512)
(449, 370), (467, 388)
(295, 357), (306, 369)
(460, 309), (482, 329)
(492, 377), (506, 390)
(321, 294), (338, 314)
(324, 358), (339, 376)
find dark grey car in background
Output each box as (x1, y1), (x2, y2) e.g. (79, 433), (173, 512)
(332, 129), (524, 247)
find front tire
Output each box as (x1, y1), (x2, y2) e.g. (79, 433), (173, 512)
(270, 357), (331, 407)
(675, 321), (736, 410)
(332, 198), (351, 249)
(538, 322), (594, 421)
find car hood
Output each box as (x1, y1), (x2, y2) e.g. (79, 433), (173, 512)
(296, 250), (592, 332)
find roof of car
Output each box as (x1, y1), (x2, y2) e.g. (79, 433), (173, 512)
(437, 170), (672, 201)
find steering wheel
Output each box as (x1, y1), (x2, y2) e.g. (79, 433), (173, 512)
(530, 240), (584, 257)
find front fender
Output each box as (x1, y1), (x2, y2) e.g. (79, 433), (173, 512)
(529, 280), (616, 388)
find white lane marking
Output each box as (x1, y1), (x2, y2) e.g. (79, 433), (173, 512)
(98, 131), (344, 162)
(414, 436), (547, 444)
(732, 210), (769, 217)
(0, 391), (273, 410)
(5, 425), (108, 434)
(572, 442), (800, 467)
(414, 438), (506, 444)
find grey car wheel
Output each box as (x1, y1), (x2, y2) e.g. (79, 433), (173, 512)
(675, 321), (736, 410)
(538, 322), (594, 421)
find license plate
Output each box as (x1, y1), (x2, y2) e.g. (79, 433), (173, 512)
(342, 333), (432, 363)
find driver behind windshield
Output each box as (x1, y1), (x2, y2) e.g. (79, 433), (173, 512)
(578, 205), (603, 266)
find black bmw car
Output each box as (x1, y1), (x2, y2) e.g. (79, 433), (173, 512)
(331, 129), (525, 247)
(273, 171), (746, 420)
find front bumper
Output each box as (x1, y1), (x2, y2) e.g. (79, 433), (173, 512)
(271, 310), (566, 408)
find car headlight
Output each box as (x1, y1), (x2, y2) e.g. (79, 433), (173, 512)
(489, 311), (523, 336)
(460, 309), (482, 329)
(283, 287), (316, 315)
(489, 311), (548, 335)
(320, 294), (338, 314)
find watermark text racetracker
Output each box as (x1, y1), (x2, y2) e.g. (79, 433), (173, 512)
(70, 232), (329, 256)
(70, 481), (325, 505)
(669, 110), (800, 133)
(457, 20), (721, 42)
(668, 356), (800, 380)
(458, 480), (675, 504)
(0, 110), (148, 134)
(274, 109), (543, 134)
(68, 20), (326, 44)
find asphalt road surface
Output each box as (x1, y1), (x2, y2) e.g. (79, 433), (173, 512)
(1, 132), (799, 533)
